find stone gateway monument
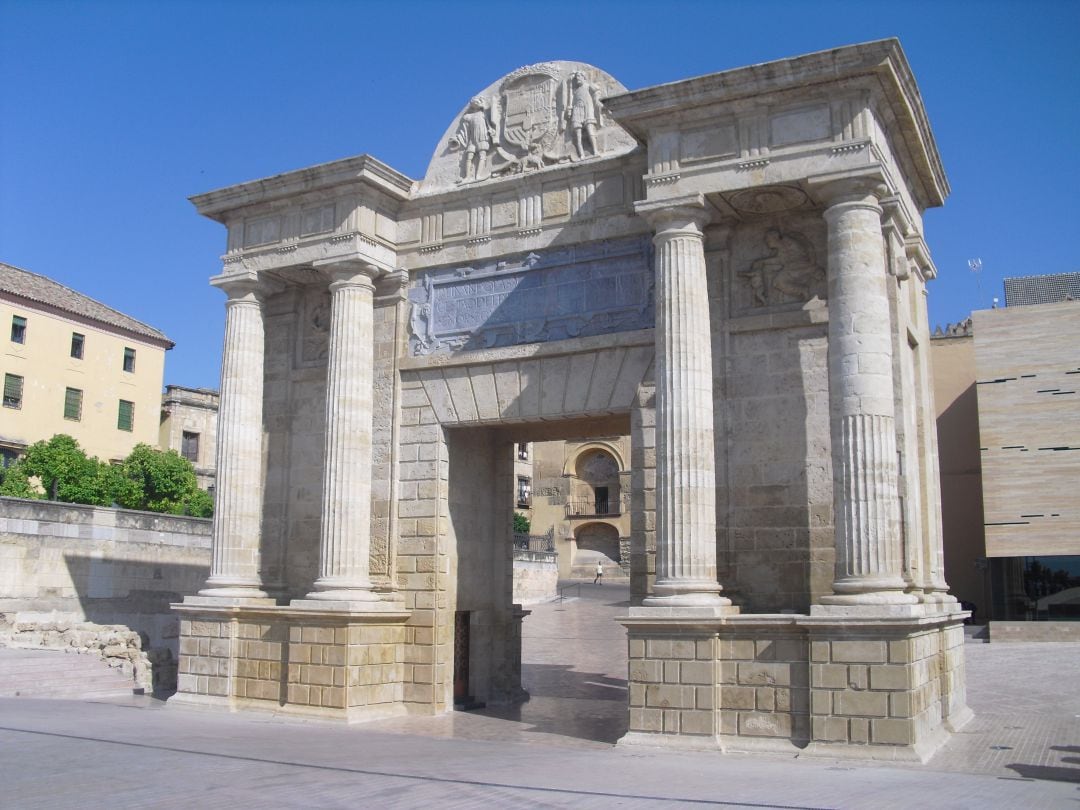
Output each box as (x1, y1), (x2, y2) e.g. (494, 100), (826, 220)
(174, 40), (971, 761)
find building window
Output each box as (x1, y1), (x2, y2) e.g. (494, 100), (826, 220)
(63, 387), (83, 421)
(10, 315), (26, 344)
(516, 475), (532, 508)
(70, 333), (84, 359)
(517, 443), (529, 461)
(3, 373), (23, 408)
(181, 431), (200, 463)
(0, 447), (19, 468)
(122, 347), (136, 373)
(117, 399), (134, 431)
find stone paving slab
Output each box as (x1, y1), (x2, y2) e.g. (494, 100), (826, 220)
(1, 583), (1078, 808)
(0, 696), (1075, 809)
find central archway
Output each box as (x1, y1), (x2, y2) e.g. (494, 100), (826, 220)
(394, 335), (654, 714)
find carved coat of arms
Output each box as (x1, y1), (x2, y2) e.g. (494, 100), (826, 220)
(496, 67), (562, 171)
(446, 63), (614, 182)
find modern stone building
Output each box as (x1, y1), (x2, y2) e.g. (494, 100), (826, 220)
(0, 262), (174, 464)
(931, 291), (1080, 634)
(174, 40), (969, 760)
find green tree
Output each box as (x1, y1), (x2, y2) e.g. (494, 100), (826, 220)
(113, 444), (201, 514)
(16, 434), (112, 505)
(182, 487), (214, 519)
(0, 462), (39, 499)
(0, 436), (214, 517)
(512, 512), (531, 534)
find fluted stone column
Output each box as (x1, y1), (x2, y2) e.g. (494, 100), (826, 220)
(199, 271), (269, 599)
(637, 195), (730, 608)
(304, 261), (382, 604)
(815, 177), (915, 607)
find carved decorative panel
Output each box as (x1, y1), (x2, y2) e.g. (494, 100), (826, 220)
(407, 236), (653, 355)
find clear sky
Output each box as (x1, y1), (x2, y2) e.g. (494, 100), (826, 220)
(2, 0), (1077, 390)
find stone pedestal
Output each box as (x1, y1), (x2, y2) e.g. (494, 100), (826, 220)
(619, 608), (971, 761)
(171, 603), (410, 722)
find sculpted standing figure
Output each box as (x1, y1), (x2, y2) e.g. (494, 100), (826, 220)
(564, 71), (604, 160)
(451, 96), (498, 182)
(741, 228), (824, 306)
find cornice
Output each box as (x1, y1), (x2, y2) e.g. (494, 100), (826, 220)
(190, 154), (416, 223)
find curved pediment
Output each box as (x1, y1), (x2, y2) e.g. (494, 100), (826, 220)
(418, 61), (638, 196)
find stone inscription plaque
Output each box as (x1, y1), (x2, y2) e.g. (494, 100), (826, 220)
(408, 236), (653, 355)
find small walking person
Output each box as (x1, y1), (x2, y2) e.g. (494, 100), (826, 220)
(593, 561), (604, 585)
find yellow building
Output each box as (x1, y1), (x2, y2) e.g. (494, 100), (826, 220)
(523, 437), (632, 580)
(1, 262), (173, 464)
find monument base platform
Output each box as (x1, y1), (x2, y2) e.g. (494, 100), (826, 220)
(170, 601), (410, 722)
(618, 607), (971, 763)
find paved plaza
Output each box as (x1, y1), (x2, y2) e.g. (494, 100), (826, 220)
(2, 582), (1079, 808)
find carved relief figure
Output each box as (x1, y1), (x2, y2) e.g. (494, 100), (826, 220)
(309, 298), (330, 333)
(563, 71), (604, 160)
(409, 302), (435, 351)
(740, 228), (824, 307)
(300, 289), (331, 363)
(450, 96), (499, 182)
(408, 275), (437, 354)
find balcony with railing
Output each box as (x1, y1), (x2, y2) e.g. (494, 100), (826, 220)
(564, 498), (621, 519)
(514, 530), (555, 552)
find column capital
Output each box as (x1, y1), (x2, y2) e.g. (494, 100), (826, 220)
(313, 258), (381, 291)
(210, 269), (283, 301)
(635, 193), (710, 234)
(807, 168), (892, 209)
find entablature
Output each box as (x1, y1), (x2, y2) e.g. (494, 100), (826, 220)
(191, 154), (412, 278)
(605, 39), (947, 216)
(398, 150), (648, 271)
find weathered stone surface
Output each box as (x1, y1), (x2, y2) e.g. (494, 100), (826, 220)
(177, 41), (966, 758)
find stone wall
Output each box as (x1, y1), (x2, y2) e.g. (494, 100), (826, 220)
(623, 615), (969, 762)
(513, 550), (558, 604)
(989, 621), (1080, 642)
(174, 609), (408, 720)
(0, 496), (210, 689)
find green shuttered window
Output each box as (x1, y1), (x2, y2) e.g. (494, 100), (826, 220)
(3, 373), (23, 408)
(64, 387), (83, 421)
(117, 399), (134, 431)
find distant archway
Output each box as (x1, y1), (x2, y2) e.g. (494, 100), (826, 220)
(573, 521), (621, 570)
(567, 447), (623, 517)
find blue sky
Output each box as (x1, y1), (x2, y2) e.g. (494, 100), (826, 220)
(2, 0), (1077, 390)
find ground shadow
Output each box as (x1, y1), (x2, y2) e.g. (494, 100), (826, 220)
(475, 662), (628, 745)
(1006, 744), (1080, 784)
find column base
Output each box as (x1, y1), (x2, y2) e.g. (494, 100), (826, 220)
(184, 594), (277, 607)
(629, 605), (741, 619)
(198, 581), (270, 600)
(646, 579), (732, 608)
(818, 588), (919, 608)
